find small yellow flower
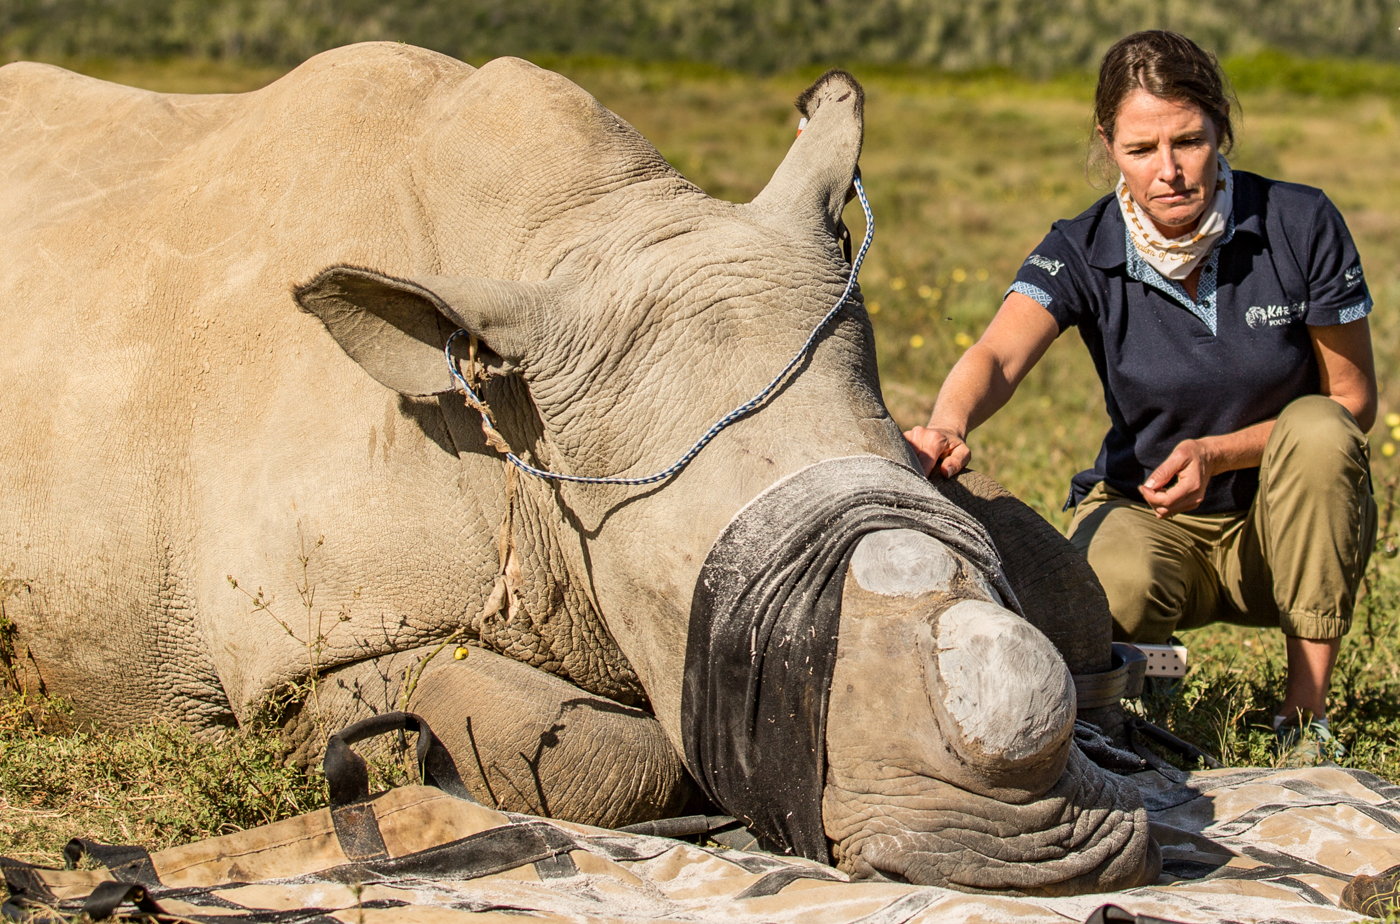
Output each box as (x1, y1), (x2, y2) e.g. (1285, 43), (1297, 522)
(909, 334), (925, 349)
(952, 268), (968, 283)
(918, 284), (933, 299)
(928, 287), (943, 301)
(1384, 442), (1396, 458)
(954, 332), (974, 348)
(1391, 425), (1400, 441)
(454, 646), (471, 660)
(890, 277), (906, 291)
(975, 268), (989, 281)
(868, 301), (881, 314)
(1386, 412), (1400, 428)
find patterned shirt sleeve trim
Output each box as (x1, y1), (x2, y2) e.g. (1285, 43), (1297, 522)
(1007, 281), (1053, 309)
(1337, 296), (1374, 325)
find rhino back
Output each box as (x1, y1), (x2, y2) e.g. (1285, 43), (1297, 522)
(0, 44), (648, 728)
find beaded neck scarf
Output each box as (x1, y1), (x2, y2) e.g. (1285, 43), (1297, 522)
(1117, 153), (1233, 281)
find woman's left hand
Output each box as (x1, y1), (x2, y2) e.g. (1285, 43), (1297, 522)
(1138, 318), (1378, 520)
(1139, 439), (1216, 518)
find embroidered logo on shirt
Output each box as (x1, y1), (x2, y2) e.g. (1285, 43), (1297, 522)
(1345, 265), (1364, 288)
(1245, 302), (1307, 329)
(1026, 254), (1064, 276)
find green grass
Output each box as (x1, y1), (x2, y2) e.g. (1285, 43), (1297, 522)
(3, 53), (1400, 865)
(0, 695), (325, 864)
(1227, 50), (1400, 99)
(5, 2), (1399, 73)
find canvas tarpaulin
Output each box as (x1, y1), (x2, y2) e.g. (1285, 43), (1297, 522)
(6, 764), (1400, 923)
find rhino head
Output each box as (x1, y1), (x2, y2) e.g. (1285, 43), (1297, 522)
(295, 62), (1155, 894)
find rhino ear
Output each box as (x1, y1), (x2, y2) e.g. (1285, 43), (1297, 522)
(751, 68), (864, 232)
(294, 265), (553, 397)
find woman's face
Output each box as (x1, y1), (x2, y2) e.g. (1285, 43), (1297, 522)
(1101, 88), (1221, 238)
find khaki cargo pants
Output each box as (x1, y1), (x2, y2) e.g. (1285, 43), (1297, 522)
(1067, 396), (1377, 643)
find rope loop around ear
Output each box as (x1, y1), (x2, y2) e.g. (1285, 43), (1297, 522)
(446, 171), (874, 487)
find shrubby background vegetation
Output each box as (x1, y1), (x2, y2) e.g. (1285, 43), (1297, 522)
(2, 0), (1399, 74)
(3, 7), (1400, 868)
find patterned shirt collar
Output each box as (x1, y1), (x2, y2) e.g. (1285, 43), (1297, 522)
(1123, 210), (1236, 335)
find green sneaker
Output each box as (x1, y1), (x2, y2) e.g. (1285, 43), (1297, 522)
(1274, 711), (1346, 766)
(1342, 863), (1400, 918)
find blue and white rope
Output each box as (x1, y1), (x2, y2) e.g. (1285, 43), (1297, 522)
(445, 173), (875, 486)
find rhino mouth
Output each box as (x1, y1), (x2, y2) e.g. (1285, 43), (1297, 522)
(681, 455), (1156, 893)
(831, 748), (1159, 895)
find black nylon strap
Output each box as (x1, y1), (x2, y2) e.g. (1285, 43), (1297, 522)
(330, 802), (390, 862)
(531, 852), (579, 879)
(63, 839), (162, 889)
(1235, 843), (1354, 882)
(83, 882), (392, 923)
(1259, 875), (1336, 907)
(1130, 718), (1223, 770)
(709, 823), (762, 853)
(1082, 905), (1188, 924)
(1160, 858), (1227, 879)
(307, 820), (581, 884)
(735, 867), (841, 899)
(616, 815), (737, 839)
(1209, 793), (1400, 839)
(846, 890), (943, 924)
(716, 852), (792, 874)
(0, 860), (57, 909)
(1342, 768), (1400, 802)
(323, 711), (475, 806)
(82, 881), (164, 920)
(0, 899), (42, 922)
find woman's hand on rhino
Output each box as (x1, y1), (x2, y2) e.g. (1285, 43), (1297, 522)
(908, 293), (1059, 482)
(904, 425), (971, 479)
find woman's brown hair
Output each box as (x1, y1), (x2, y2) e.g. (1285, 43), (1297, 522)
(1092, 30), (1237, 164)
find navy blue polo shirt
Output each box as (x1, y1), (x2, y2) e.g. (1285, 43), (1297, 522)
(1008, 171), (1373, 514)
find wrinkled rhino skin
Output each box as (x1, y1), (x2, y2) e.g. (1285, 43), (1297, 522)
(0, 45), (1154, 892)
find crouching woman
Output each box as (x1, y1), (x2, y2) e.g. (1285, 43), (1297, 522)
(905, 30), (1377, 755)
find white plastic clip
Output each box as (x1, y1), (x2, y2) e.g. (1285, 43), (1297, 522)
(1135, 643), (1189, 677)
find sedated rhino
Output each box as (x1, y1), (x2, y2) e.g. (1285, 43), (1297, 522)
(0, 43), (1156, 893)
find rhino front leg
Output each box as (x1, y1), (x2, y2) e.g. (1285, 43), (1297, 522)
(410, 648), (692, 827)
(287, 645), (692, 829)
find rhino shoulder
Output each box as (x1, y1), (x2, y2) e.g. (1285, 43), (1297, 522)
(0, 60), (157, 130)
(257, 42), (475, 105)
